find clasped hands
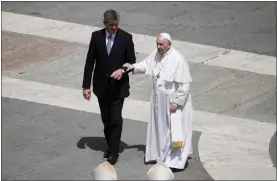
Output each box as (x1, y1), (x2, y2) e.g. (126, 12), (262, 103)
(110, 69), (123, 80)
(111, 63), (135, 80)
(122, 63), (134, 72)
(110, 63), (135, 80)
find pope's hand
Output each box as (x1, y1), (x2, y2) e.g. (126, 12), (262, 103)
(170, 103), (178, 113)
(122, 63), (134, 71)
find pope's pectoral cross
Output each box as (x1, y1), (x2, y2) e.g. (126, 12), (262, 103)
(156, 73), (160, 79)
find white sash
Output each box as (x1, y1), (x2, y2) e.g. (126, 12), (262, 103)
(170, 110), (184, 149)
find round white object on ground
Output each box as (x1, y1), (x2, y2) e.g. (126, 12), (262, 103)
(91, 161), (117, 180)
(146, 162), (175, 180)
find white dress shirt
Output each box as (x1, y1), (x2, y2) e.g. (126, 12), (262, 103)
(106, 30), (116, 47)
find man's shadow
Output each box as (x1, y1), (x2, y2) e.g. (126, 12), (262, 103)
(77, 136), (190, 169)
(77, 136), (145, 155)
(77, 131), (202, 172)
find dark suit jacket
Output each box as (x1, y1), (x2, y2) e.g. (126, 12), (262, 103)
(82, 28), (136, 99)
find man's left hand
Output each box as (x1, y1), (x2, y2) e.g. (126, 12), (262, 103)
(110, 69), (123, 80)
(170, 103), (178, 113)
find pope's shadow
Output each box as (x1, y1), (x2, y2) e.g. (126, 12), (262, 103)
(77, 136), (145, 154)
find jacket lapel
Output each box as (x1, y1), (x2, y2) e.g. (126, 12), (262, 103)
(100, 29), (109, 57)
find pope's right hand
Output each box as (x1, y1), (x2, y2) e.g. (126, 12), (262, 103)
(122, 63), (134, 71)
(83, 89), (91, 101)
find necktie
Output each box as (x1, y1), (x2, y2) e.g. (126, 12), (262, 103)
(107, 35), (112, 55)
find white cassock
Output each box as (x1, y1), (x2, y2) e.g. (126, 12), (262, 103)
(132, 47), (193, 169)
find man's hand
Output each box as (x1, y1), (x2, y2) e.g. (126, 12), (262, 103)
(110, 69), (123, 80)
(122, 63), (134, 71)
(170, 103), (178, 113)
(83, 89), (91, 101)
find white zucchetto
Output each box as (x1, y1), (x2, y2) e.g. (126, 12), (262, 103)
(159, 33), (172, 42)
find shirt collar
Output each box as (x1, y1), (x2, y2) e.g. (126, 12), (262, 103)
(106, 29), (116, 39)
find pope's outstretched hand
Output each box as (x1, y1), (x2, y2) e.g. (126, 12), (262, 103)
(122, 63), (134, 71)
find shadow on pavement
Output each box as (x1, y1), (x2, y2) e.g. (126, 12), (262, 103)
(77, 136), (145, 154)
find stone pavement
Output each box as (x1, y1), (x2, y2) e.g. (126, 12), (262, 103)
(1, 2), (276, 180)
(2, 97), (211, 180)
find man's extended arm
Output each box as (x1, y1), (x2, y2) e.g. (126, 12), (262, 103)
(82, 32), (96, 89)
(123, 49), (156, 74)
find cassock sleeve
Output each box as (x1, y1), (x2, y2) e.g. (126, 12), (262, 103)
(170, 83), (190, 106)
(133, 50), (155, 74)
(170, 56), (192, 106)
(133, 60), (148, 73)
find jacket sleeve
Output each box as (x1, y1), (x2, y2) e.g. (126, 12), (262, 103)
(82, 32), (96, 89)
(125, 34), (136, 64)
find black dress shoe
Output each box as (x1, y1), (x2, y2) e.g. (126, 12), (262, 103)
(103, 151), (110, 158)
(106, 155), (118, 165)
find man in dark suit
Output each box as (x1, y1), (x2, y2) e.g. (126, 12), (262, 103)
(82, 9), (136, 165)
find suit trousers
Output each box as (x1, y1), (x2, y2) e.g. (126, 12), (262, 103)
(97, 92), (124, 157)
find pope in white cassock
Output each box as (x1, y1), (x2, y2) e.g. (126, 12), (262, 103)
(123, 33), (193, 170)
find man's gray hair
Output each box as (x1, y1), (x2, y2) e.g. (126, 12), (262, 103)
(104, 9), (120, 21)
